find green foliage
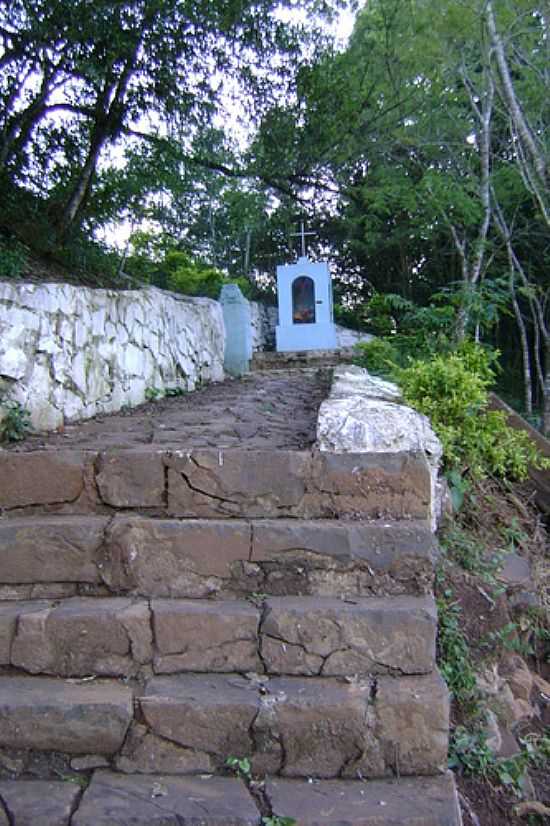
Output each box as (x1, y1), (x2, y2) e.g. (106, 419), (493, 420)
(437, 595), (481, 716)
(353, 339), (400, 378)
(444, 469), (470, 513)
(450, 728), (550, 798)
(398, 344), (549, 480)
(225, 756), (252, 780)
(449, 727), (494, 777)
(0, 400), (32, 443)
(165, 252), (253, 300)
(441, 527), (501, 578)
(262, 818), (296, 826)
(0, 237), (28, 279)
(166, 252), (224, 298)
(145, 387), (163, 402)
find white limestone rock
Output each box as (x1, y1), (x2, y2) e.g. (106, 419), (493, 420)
(330, 365), (402, 403)
(0, 347), (28, 380)
(317, 395), (441, 461)
(335, 325), (374, 349)
(317, 366), (443, 531)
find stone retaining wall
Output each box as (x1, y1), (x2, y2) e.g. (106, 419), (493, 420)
(0, 282), (225, 430)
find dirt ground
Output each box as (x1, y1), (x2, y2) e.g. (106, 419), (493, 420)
(439, 477), (550, 826)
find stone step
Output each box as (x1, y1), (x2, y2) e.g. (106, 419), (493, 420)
(252, 348), (356, 370)
(0, 516), (437, 600)
(137, 671), (449, 779)
(0, 595), (437, 678)
(0, 447), (432, 521)
(0, 675), (132, 755)
(0, 671), (448, 780)
(0, 772), (462, 826)
(265, 774), (462, 825)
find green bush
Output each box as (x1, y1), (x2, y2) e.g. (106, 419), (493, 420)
(353, 339), (400, 377)
(398, 345), (548, 480)
(0, 237), (28, 279)
(165, 252), (253, 300)
(0, 400), (32, 442)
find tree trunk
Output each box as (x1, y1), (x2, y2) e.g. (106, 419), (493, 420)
(510, 270), (533, 416)
(54, 41), (139, 241)
(544, 347), (550, 437)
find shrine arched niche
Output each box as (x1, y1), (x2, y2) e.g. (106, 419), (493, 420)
(292, 276), (315, 324)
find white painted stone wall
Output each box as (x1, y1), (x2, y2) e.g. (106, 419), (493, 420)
(0, 282), (225, 431)
(250, 301), (278, 352)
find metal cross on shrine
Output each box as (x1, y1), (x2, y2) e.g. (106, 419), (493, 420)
(290, 221), (316, 258)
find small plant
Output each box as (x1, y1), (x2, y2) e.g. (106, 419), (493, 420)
(0, 399), (32, 442)
(262, 817), (296, 826)
(441, 527), (502, 580)
(449, 726), (494, 777)
(145, 386), (163, 402)
(225, 755), (252, 779)
(481, 621), (535, 658)
(164, 386), (185, 397)
(437, 594), (481, 716)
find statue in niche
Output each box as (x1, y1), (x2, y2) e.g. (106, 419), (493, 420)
(292, 276), (316, 324)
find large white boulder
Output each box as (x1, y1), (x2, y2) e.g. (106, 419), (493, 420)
(317, 366), (443, 531)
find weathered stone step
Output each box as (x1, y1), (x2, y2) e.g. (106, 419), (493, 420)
(0, 595), (437, 678)
(266, 773), (462, 825)
(138, 671), (449, 779)
(0, 675), (132, 754)
(0, 447), (431, 520)
(0, 779), (82, 826)
(252, 348), (356, 370)
(0, 772), (461, 825)
(0, 516), (437, 600)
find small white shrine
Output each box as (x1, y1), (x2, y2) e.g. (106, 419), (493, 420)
(275, 225), (337, 353)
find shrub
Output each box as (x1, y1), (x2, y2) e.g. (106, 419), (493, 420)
(165, 252), (253, 300)
(0, 400), (32, 442)
(398, 345), (548, 480)
(353, 338), (400, 377)
(0, 237), (28, 279)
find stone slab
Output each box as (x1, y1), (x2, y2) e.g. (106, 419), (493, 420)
(10, 597), (152, 677)
(0, 451), (92, 510)
(140, 674), (259, 766)
(96, 451), (165, 507)
(73, 772), (260, 826)
(115, 723), (214, 774)
(0, 517), (106, 584)
(310, 452), (431, 520)
(165, 449), (431, 520)
(264, 672), (448, 779)
(266, 773), (462, 825)
(104, 518), (251, 597)
(138, 671), (449, 779)
(261, 676), (375, 778)
(0, 779), (81, 826)
(260, 595), (437, 676)
(152, 599), (260, 673)
(250, 520), (436, 597)
(0, 601), (50, 665)
(375, 671), (450, 777)
(0, 676), (132, 753)
(166, 449), (312, 518)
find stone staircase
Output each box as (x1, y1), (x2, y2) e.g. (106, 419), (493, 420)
(0, 379), (461, 824)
